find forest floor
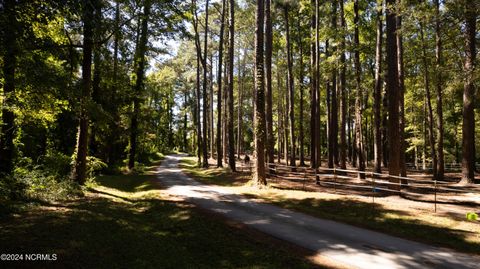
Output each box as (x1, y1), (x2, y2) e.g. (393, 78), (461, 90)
(0, 161), (318, 268)
(180, 156), (480, 255)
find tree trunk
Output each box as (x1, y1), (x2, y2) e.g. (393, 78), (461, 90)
(265, 0), (274, 166)
(284, 5), (296, 168)
(434, 0), (444, 180)
(237, 49), (245, 159)
(386, 0), (400, 188)
(72, 0), (96, 182)
(373, 0), (383, 174)
(254, 0), (266, 185)
(315, 0), (321, 168)
(277, 70), (282, 164)
(196, 57), (203, 166)
(331, 0), (338, 167)
(326, 40), (332, 168)
(227, 0), (236, 171)
(202, 0), (210, 168)
(107, 0), (121, 167)
(223, 26), (229, 164)
(193, 0), (204, 166)
(298, 20), (306, 167)
(310, 0), (318, 169)
(210, 53), (214, 159)
(382, 82), (388, 168)
(460, 0), (476, 184)
(184, 92), (188, 152)
(128, 0), (151, 170)
(339, 0), (347, 170)
(284, 93), (289, 165)
(354, 0), (365, 179)
(216, 0), (226, 167)
(0, 0), (17, 176)
(420, 20), (437, 180)
(396, 1), (407, 178)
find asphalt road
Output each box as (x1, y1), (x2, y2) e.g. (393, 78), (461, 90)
(158, 154), (480, 269)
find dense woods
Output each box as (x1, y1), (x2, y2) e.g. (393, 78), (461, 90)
(0, 0), (479, 201)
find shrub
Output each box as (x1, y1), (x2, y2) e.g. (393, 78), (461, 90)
(39, 151), (72, 177)
(13, 168), (82, 202)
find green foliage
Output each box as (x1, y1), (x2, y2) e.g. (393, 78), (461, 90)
(86, 156), (107, 181)
(0, 175), (27, 202)
(15, 168), (82, 202)
(38, 151), (72, 177)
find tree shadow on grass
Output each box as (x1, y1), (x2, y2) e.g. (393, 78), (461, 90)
(0, 195), (314, 269)
(95, 174), (162, 193)
(243, 194), (480, 254)
(180, 159), (249, 187)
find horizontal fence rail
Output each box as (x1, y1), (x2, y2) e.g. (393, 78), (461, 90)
(265, 162), (480, 212)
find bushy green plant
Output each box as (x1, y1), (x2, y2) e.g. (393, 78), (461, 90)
(0, 175), (27, 201)
(86, 156), (107, 181)
(38, 151), (72, 177)
(13, 168), (82, 202)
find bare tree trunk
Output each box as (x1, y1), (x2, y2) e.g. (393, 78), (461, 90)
(254, 0), (267, 185)
(315, 0), (321, 168)
(434, 0), (444, 180)
(277, 70), (282, 164)
(386, 0), (400, 188)
(326, 39), (332, 168)
(216, 0), (226, 167)
(348, 92), (353, 164)
(201, 0), (210, 168)
(373, 0), (383, 174)
(210, 53), (214, 159)
(339, 0), (347, 170)
(183, 93), (188, 152)
(382, 83), (388, 168)
(72, 0), (96, 182)
(237, 49), (245, 159)
(223, 20), (229, 165)
(460, 0), (476, 184)
(310, 0), (318, 169)
(196, 56), (202, 165)
(284, 94), (289, 165)
(227, 0), (236, 171)
(396, 1), (407, 178)
(331, 0), (339, 167)
(284, 5), (296, 167)
(420, 20), (437, 180)
(193, 0), (204, 167)
(354, 0), (365, 179)
(265, 0), (274, 166)
(299, 20), (306, 167)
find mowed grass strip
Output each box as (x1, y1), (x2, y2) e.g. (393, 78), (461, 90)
(179, 157), (250, 186)
(0, 172), (316, 269)
(180, 156), (480, 254)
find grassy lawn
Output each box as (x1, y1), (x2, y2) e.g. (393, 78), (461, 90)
(180, 156), (480, 254)
(179, 157), (250, 186)
(0, 171), (316, 268)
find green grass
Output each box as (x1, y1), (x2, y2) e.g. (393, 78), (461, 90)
(253, 195), (480, 254)
(0, 172), (316, 268)
(180, 159), (480, 254)
(179, 157), (250, 186)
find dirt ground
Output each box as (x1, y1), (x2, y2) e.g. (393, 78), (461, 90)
(214, 156), (480, 225)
